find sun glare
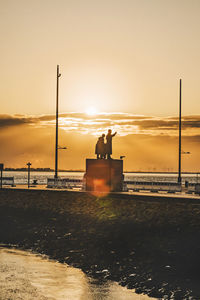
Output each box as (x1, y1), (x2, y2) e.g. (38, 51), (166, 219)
(85, 106), (98, 116)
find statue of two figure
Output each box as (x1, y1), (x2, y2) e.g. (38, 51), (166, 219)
(95, 129), (117, 160)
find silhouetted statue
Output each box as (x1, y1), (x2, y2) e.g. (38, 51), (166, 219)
(106, 129), (117, 159)
(100, 134), (106, 159)
(95, 137), (101, 159)
(95, 134), (106, 159)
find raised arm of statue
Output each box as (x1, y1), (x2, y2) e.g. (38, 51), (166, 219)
(112, 132), (117, 137)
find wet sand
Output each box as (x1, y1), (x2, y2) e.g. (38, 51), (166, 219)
(0, 247), (155, 300)
(1, 188), (200, 299)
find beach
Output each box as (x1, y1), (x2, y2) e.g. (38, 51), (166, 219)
(1, 188), (200, 299)
(0, 247), (156, 300)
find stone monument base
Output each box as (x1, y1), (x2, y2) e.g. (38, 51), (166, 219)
(85, 159), (123, 192)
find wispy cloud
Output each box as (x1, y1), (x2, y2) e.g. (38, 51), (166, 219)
(0, 114), (37, 127)
(0, 113), (200, 136)
(1, 113), (200, 171)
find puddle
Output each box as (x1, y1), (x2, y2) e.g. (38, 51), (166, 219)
(0, 247), (157, 300)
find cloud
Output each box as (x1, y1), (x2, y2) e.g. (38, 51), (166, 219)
(0, 114), (40, 128)
(0, 114), (200, 171)
(0, 113), (200, 136)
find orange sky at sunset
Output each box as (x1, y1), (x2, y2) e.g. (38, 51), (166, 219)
(0, 113), (199, 172)
(1, 0), (200, 171)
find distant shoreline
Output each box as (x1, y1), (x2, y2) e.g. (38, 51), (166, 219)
(3, 168), (199, 174)
(4, 169), (84, 173)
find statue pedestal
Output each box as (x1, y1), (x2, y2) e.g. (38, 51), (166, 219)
(85, 159), (123, 192)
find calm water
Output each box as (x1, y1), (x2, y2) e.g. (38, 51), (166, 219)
(3, 171), (200, 185)
(0, 247), (156, 300)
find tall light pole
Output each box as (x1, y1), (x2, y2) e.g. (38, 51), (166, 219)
(178, 79), (182, 183)
(55, 65), (61, 179)
(27, 162), (31, 188)
(0, 164), (3, 189)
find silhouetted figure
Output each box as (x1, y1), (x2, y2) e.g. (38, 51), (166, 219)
(99, 134), (106, 159)
(95, 134), (106, 159)
(95, 137), (101, 159)
(106, 129), (117, 159)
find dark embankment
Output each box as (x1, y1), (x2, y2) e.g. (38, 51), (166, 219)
(1, 189), (200, 299)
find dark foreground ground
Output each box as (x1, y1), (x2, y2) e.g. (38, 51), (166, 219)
(1, 189), (200, 299)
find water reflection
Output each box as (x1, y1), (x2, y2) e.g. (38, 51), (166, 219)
(0, 248), (156, 300)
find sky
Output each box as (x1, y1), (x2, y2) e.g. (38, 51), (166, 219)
(1, 0), (200, 171)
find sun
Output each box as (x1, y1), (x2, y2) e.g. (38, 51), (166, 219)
(85, 106), (98, 116)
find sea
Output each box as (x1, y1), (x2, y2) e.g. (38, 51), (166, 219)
(3, 171), (200, 186)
